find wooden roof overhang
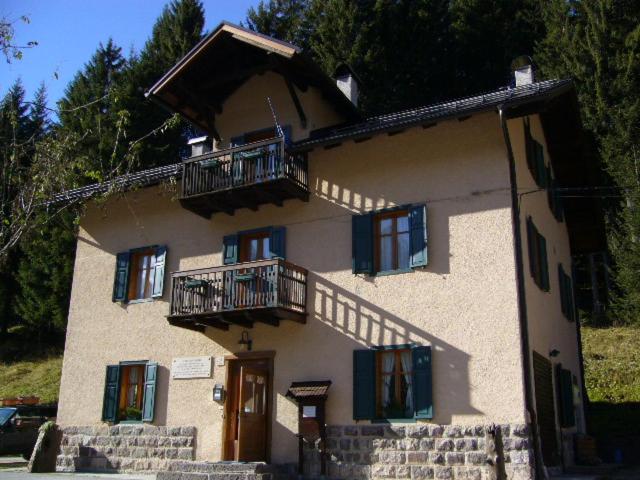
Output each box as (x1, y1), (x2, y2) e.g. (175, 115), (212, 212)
(504, 87), (607, 255)
(146, 22), (360, 140)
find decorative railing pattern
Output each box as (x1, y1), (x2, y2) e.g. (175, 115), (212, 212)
(181, 137), (308, 199)
(169, 259), (307, 318)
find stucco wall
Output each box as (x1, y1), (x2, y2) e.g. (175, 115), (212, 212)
(214, 71), (345, 147)
(58, 112), (529, 465)
(507, 115), (586, 444)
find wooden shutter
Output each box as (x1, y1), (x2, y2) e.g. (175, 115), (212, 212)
(526, 217), (536, 280)
(524, 119), (535, 174)
(151, 246), (167, 298)
(112, 252), (130, 302)
(353, 349), (376, 420)
(142, 362), (158, 422)
(558, 264), (568, 318)
(535, 142), (546, 188)
(409, 204), (428, 268)
(540, 234), (549, 291)
(102, 365), (120, 422)
(412, 346), (433, 419)
(223, 234), (239, 265)
(352, 213), (374, 274)
(556, 366), (576, 428)
(269, 226), (286, 259)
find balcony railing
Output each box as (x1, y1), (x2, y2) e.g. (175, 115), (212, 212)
(167, 258), (307, 331)
(179, 137), (309, 218)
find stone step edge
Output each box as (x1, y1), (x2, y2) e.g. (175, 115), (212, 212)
(158, 473), (273, 480)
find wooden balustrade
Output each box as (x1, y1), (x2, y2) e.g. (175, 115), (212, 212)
(179, 137), (309, 218)
(167, 259), (307, 331)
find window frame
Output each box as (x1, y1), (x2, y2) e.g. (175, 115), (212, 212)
(127, 248), (157, 302)
(117, 362), (146, 423)
(375, 347), (414, 420)
(112, 245), (166, 304)
(527, 217), (550, 292)
(102, 360), (157, 424)
(374, 209), (411, 275)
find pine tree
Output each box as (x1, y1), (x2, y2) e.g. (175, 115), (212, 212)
(58, 39), (127, 182)
(536, 0), (640, 324)
(117, 0), (205, 170)
(246, 0), (312, 50)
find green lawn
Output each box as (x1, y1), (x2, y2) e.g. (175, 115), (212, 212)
(581, 326), (640, 403)
(0, 356), (63, 404)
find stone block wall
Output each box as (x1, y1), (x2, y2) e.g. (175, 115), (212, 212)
(56, 425), (196, 472)
(303, 423), (534, 480)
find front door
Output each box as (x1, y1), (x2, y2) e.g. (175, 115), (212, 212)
(224, 359), (270, 462)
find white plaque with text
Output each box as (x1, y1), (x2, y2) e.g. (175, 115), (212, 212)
(171, 356), (212, 379)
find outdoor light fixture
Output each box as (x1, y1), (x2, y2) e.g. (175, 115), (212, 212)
(238, 330), (252, 351)
(549, 349), (560, 357)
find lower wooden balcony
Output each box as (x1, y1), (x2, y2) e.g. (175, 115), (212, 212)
(167, 259), (307, 331)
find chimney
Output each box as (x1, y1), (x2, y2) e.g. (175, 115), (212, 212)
(334, 64), (360, 107)
(187, 136), (212, 157)
(511, 56), (536, 87)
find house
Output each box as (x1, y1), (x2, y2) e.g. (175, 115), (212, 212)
(54, 22), (605, 480)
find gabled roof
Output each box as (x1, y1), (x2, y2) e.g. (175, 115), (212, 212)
(146, 21), (360, 138)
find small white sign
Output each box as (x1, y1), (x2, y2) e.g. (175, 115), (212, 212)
(302, 405), (317, 418)
(215, 356), (225, 367)
(172, 356), (212, 379)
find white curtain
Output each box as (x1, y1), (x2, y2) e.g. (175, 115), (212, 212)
(382, 352), (395, 412)
(400, 351), (413, 417)
(127, 367), (139, 407)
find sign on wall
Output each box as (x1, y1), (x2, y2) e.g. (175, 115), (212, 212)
(171, 356), (212, 379)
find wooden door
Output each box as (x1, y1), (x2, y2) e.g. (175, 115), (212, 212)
(533, 352), (560, 466)
(236, 232), (270, 308)
(223, 360), (270, 462)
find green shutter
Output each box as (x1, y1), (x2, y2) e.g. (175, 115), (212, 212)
(412, 346), (433, 419)
(269, 226), (286, 259)
(409, 204), (428, 268)
(558, 264), (568, 318)
(352, 213), (374, 274)
(151, 246), (167, 298)
(112, 252), (130, 302)
(540, 234), (549, 291)
(567, 273), (576, 322)
(557, 366), (576, 428)
(353, 349), (376, 420)
(534, 141), (546, 188)
(526, 217), (536, 280)
(524, 120), (535, 174)
(102, 365), (120, 422)
(142, 362), (158, 422)
(223, 235), (239, 265)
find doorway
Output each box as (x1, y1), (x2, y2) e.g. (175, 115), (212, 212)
(533, 351), (560, 466)
(223, 354), (273, 462)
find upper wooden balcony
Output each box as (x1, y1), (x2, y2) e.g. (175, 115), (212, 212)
(179, 137), (309, 218)
(167, 258), (307, 331)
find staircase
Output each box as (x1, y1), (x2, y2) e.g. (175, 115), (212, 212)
(158, 461), (289, 480)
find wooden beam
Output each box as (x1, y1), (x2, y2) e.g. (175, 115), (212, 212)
(285, 78), (308, 129)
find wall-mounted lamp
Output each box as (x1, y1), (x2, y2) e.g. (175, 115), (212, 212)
(549, 349), (560, 358)
(238, 330), (252, 351)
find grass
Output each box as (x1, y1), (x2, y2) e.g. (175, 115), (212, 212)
(581, 325), (640, 403)
(0, 356), (63, 404)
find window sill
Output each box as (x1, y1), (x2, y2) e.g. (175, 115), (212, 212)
(373, 268), (413, 277)
(117, 420), (143, 424)
(125, 298), (156, 305)
(371, 418), (417, 424)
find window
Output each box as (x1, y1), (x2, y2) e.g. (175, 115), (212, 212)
(375, 211), (410, 272)
(526, 217), (549, 291)
(223, 227), (286, 265)
(112, 245), (167, 303)
(353, 345), (432, 421)
(352, 205), (427, 275)
(558, 264), (576, 321)
(102, 362), (158, 423)
(376, 349), (413, 419)
(555, 365), (576, 428)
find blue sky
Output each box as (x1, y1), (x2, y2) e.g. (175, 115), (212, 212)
(1, 0), (259, 110)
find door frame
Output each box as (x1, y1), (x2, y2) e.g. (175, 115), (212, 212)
(222, 350), (275, 463)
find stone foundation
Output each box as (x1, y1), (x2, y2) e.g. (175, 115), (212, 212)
(304, 423), (534, 480)
(56, 425), (196, 472)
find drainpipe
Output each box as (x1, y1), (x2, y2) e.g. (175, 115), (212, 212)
(498, 105), (544, 480)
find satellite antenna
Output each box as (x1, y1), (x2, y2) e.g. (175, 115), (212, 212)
(267, 97), (284, 138)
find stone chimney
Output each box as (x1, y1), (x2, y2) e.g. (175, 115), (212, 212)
(334, 64), (360, 107)
(511, 56), (535, 86)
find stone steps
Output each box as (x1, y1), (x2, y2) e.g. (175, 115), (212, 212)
(157, 461), (276, 480)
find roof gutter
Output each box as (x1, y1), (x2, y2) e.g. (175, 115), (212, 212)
(498, 105), (544, 480)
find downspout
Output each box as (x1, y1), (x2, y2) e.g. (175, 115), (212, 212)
(498, 106), (544, 480)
